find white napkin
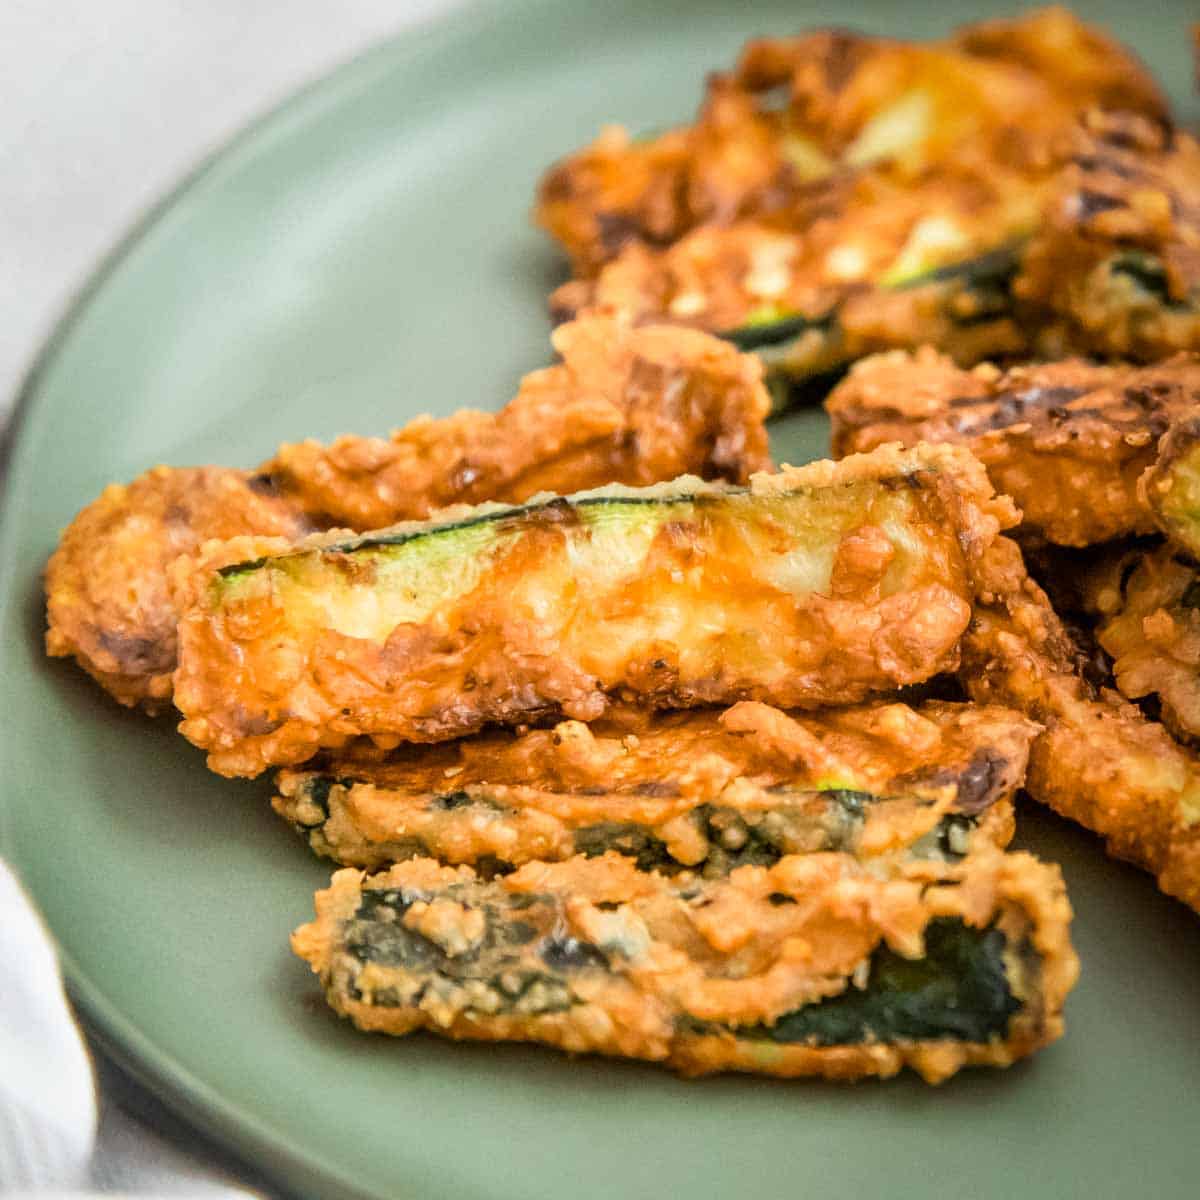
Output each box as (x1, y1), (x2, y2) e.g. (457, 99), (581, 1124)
(0, 860), (260, 1198)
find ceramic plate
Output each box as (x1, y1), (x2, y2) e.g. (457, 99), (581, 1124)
(2, 2), (1199, 1197)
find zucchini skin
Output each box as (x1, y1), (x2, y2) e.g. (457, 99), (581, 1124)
(292, 849), (1077, 1083)
(174, 444), (1009, 777)
(273, 700), (1034, 872)
(723, 243), (1026, 410)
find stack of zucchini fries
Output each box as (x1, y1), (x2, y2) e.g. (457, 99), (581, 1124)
(48, 317), (1081, 1081)
(186, 438), (1078, 1084)
(46, 7), (1200, 1085)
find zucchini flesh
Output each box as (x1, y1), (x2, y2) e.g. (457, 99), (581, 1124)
(176, 450), (992, 777)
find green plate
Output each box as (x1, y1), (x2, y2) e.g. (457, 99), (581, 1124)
(3, 2), (1199, 1197)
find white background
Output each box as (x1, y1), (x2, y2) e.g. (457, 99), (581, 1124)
(1, 1), (459, 424)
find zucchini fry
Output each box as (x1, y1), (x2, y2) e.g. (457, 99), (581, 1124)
(172, 443), (1016, 777)
(1076, 542), (1200, 746)
(961, 537), (1200, 912)
(292, 849), (1077, 1084)
(537, 11), (1166, 397)
(827, 348), (1200, 548)
(553, 231), (1029, 412)
(262, 317), (771, 529)
(536, 10), (1164, 276)
(1015, 110), (1200, 364)
(273, 700), (1036, 872)
(44, 316), (770, 710)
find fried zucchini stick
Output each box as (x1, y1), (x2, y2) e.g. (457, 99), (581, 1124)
(292, 850), (1077, 1084)
(827, 348), (1200, 547)
(45, 317), (770, 709)
(536, 11), (1166, 398)
(172, 444), (1017, 776)
(537, 9), (1163, 275)
(274, 700), (1036, 872)
(962, 537), (1200, 911)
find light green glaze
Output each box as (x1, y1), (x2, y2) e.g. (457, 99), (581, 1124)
(1, 3), (1199, 1199)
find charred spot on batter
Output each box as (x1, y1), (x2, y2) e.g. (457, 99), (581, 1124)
(1075, 189), (1126, 220)
(596, 211), (647, 258)
(539, 934), (609, 971)
(246, 472), (283, 497)
(954, 749), (1009, 814)
(96, 629), (175, 674)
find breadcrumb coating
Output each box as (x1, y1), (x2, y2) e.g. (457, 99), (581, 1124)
(1016, 110), (1200, 363)
(1077, 542), (1200, 747)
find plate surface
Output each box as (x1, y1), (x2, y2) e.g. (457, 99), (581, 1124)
(3, 2), (1199, 1198)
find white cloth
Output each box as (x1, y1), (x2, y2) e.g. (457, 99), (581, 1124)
(0, 860), (258, 1197)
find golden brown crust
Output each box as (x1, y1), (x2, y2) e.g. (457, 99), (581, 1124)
(292, 849), (1077, 1084)
(171, 444), (1016, 777)
(827, 348), (1200, 547)
(960, 535), (1200, 912)
(44, 317), (771, 709)
(43, 467), (312, 710)
(947, 7), (1166, 116)
(264, 317), (771, 529)
(273, 700), (1035, 871)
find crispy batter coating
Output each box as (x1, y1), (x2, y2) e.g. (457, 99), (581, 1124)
(961, 535), (1200, 912)
(171, 444), (1017, 777)
(1075, 542), (1200, 746)
(1015, 110), (1200, 362)
(44, 317), (771, 709)
(43, 467), (313, 710)
(273, 700), (1035, 872)
(536, 11), (1166, 393)
(536, 8), (1164, 277)
(292, 850), (1077, 1084)
(827, 349), (1200, 548)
